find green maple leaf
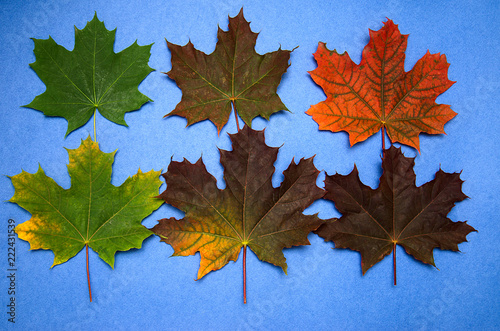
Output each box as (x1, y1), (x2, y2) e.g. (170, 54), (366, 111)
(166, 9), (292, 132)
(25, 13), (154, 136)
(10, 137), (163, 270)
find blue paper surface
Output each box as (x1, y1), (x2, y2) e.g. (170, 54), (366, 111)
(0, 0), (498, 329)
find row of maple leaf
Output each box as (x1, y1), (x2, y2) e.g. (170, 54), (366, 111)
(10, 10), (475, 303)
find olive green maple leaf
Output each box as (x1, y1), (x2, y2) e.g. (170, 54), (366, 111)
(10, 137), (163, 300)
(25, 13), (154, 136)
(166, 9), (292, 132)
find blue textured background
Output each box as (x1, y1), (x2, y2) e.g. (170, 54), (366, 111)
(1, 0), (498, 329)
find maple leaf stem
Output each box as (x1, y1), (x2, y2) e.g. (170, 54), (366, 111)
(381, 126), (386, 155)
(243, 245), (247, 304)
(393, 242), (397, 286)
(232, 101), (240, 132)
(93, 110), (97, 142)
(86, 244), (93, 302)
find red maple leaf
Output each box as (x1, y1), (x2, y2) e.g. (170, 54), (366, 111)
(307, 19), (456, 151)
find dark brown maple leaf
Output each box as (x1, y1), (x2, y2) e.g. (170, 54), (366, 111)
(315, 146), (476, 284)
(307, 19), (456, 151)
(151, 126), (324, 302)
(165, 9), (291, 132)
